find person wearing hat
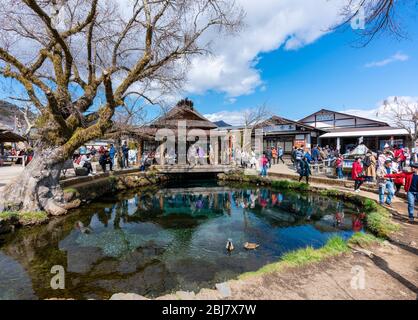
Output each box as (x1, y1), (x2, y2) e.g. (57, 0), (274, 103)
(363, 151), (376, 183)
(376, 159), (395, 206)
(385, 163), (418, 223)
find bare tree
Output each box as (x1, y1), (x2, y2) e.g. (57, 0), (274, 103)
(378, 97), (418, 147)
(338, 0), (416, 45)
(243, 103), (271, 129)
(0, 0), (243, 214)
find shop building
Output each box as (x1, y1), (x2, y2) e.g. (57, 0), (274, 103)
(299, 109), (410, 153)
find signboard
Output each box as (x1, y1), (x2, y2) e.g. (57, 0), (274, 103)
(294, 139), (305, 148)
(343, 159), (354, 169)
(316, 113), (334, 121)
(264, 124), (296, 132)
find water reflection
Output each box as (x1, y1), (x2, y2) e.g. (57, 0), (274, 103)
(0, 184), (364, 300)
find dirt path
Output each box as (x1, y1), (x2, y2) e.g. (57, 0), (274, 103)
(224, 238), (417, 300)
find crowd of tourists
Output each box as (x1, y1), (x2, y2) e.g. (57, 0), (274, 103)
(0, 147), (34, 166)
(350, 144), (418, 222)
(73, 142), (138, 175)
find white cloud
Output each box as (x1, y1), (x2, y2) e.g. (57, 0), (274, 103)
(364, 52), (409, 68)
(204, 110), (247, 126)
(185, 0), (347, 97)
(342, 96), (418, 126)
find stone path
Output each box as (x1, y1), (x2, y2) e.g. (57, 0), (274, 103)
(0, 166), (24, 193)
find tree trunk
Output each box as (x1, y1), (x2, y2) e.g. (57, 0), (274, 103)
(1, 147), (74, 215)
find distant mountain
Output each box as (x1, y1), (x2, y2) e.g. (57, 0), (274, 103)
(213, 120), (232, 127)
(0, 100), (29, 132)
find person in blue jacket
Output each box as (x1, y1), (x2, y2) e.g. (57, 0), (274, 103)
(109, 144), (116, 166)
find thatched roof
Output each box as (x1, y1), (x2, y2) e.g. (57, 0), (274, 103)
(151, 99), (217, 130)
(0, 130), (26, 143)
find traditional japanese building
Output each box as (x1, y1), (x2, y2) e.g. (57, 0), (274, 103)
(138, 98), (219, 162)
(255, 116), (326, 154)
(299, 109), (410, 153)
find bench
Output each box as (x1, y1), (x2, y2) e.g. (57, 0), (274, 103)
(61, 159), (88, 177)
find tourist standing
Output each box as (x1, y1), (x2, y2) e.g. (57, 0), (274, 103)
(335, 154), (344, 179)
(410, 148), (417, 167)
(266, 147), (272, 168)
(122, 142), (129, 168)
(272, 147), (278, 165)
(385, 163), (418, 223)
(352, 157), (364, 193)
(250, 150), (257, 169)
(364, 151), (376, 183)
(291, 146), (297, 169)
(109, 144), (116, 166)
(260, 153), (268, 177)
(312, 145), (320, 163)
(394, 145), (406, 171)
(128, 148), (138, 166)
(304, 149), (312, 164)
(198, 145), (206, 165)
(298, 156), (311, 184)
(376, 160), (395, 206)
(278, 146), (285, 164)
(295, 147), (303, 172)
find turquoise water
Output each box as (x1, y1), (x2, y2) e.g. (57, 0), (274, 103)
(0, 181), (363, 300)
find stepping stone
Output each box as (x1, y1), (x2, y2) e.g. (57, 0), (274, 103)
(215, 282), (232, 298)
(109, 293), (149, 300)
(175, 291), (196, 300)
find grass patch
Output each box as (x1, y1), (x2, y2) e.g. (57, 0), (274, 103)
(239, 236), (348, 279)
(18, 211), (48, 225)
(0, 211), (19, 220)
(271, 179), (310, 191)
(362, 198), (379, 213)
(318, 189), (341, 197)
(366, 206), (400, 238)
(0, 211), (48, 225)
(348, 232), (383, 247)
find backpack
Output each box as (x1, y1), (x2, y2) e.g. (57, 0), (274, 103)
(363, 156), (371, 167)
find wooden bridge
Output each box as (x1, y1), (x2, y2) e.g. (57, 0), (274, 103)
(152, 164), (235, 174)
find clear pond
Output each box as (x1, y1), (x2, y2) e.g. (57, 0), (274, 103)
(0, 181), (364, 300)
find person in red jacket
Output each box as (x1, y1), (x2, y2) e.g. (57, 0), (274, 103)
(394, 145), (406, 170)
(352, 157), (364, 193)
(386, 163), (418, 223)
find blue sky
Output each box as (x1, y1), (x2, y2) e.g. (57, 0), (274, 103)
(1, 1), (417, 126)
(197, 26), (417, 123)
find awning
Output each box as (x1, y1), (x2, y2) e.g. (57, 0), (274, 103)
(319, 128), (409, 139)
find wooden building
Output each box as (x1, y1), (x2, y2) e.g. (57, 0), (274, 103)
(255, 116), (326, 154)
(299, 109), (410, 153)
(139, 99), (219, 163)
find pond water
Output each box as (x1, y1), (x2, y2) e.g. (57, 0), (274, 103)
(0, 181), (364, 300)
